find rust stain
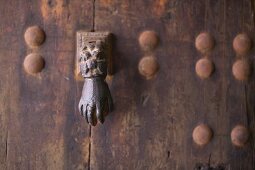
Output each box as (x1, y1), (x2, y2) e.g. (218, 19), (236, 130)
(55, 0), (64, 17)
(40, 0), (64, 21)
(40, 134), (65, 170)
(81, 138), (90, 161)
(37, 86), (67, 169)
(40, 0), (75, 38)
(100, 0), (113, 7)
(53, 113), (65, 129)
(40, 0), (50, 20)
(153, 0), (167, 17)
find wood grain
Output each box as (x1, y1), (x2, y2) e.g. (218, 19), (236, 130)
(0, 0), (254, 170)
(0, 0), (93, 169)
(91, 0), (255, 169)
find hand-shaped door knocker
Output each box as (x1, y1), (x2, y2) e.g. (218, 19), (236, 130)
(77, 32), (113, 126)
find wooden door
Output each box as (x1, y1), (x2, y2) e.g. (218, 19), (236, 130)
(0, 0), (255, 170)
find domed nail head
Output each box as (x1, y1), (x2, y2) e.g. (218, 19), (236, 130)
(232, 59), (251, 81)
(23, 53), (45, 74)
(195, 32), (214, 54)
(233, 33), (252, 56)
(138, 56), (159, 79)
(138, 31), (159, 52)
(231, 125), (249, 147)
(24, 26), (46, 48)
(195, 58), (214, 79)
(192, 124), (213, 146)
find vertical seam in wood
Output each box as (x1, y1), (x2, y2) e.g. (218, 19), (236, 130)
(204, 0), (208, 30)
(203, 0), (208, 121)
(250, 0), (255, 25)
(243, 0), (245, 30)
(249, 1), (255, 168)
(222, 0), (227, 163)
(5, 130), (8, 164)
(88, 126), (91, 170)
(92, 0), (96, 31)
(245, 84), (255, 169)
(242, 0), (246, 124)
(89, 1), (95, 169)
(244, 86), (250, 127)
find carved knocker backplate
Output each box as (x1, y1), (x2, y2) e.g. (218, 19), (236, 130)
(77, 32), (113, 126)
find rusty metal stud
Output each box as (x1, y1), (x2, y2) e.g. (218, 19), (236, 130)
(195, 57), (214, 79)
(24, 26), (45, 48)
(232, 59), (251, 81)
(138, 55), (159, 79)
(138, 31), (159, 52)
(231, 125), (249, 147)
(195, 32), (214, 54)
(192, 124), (213, 146)
(233, 33), (252, 56)
(23, 53), (45, 74)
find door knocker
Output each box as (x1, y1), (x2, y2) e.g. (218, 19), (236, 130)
(77, 31), (113, 126)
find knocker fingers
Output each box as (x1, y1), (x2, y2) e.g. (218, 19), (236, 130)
(79, 103), (89, 123)
(107, 90), (113, 112)
(86, 104), (97, 126)
(78, 100), (83, 114)
(96, 101), (104, 124)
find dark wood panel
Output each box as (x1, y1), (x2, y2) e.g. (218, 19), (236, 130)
(91, 0), (255, 169)
(224, 1), (255, 169)
(0, 0), (254, 170)
(0, 0), (93, 169)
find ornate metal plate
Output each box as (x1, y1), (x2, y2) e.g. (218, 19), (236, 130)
(76, 31), (112, 80)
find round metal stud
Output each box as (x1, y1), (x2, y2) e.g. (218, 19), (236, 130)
(232, 59), (251, 81)
(231, 125), (249, 147)
(138, 56), (159, 79)
(195, 57), (214, 79)
(138, 30), (159, 52)
(192, 124), (213, 146)
(24, 26), (45, 48)
(195, 32), (214, 54)
(233, 33), (252, 56)
(23, 53), (45, 74)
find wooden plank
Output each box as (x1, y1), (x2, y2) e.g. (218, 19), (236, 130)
(0, 0), (93, 169)
(224, 0), (255, 169)
(190, 0), (226, 167)
(92, 0), (255, 169)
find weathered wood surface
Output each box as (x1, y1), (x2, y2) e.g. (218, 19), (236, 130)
(91, 0), (255, 170)
(0, 0), (93, 170)
(0, 0), (254, 170)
